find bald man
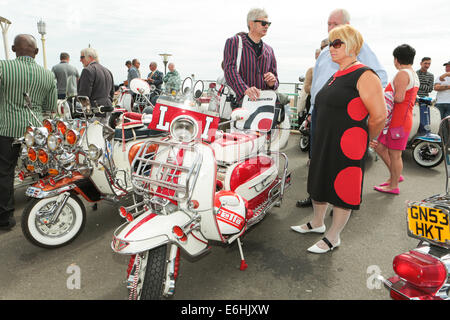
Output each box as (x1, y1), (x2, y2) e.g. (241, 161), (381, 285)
(0, 34), (57, 230)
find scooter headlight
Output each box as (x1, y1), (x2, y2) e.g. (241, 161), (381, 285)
(47, 134), (61, 151)
(24, 131), (35, 147)
(38, 149), (49, 164)
(28, 148), (37, 162)
(56, 120), (68, 136)
(170, 116), (198, 143)
(66, 129), (79, 145)
(43, 119), (55, 133)
(87, 144), (102, 161)
(34, 127), (48, 146)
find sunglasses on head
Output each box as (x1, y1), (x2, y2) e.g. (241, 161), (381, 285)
(329, 39), (345, 49)
(253, 20), (272, 27)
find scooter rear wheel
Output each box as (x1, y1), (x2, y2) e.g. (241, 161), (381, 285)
(412, 141), (444, 168)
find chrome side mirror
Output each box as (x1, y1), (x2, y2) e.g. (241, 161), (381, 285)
(182, 77), (193, 95)
(193, 80), (204, 99)
(438, 116), (450, 194)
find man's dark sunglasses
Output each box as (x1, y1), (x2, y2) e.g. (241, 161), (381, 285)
(80, 55), (85, 59)
(254, 20), (272, 27)
(329, 39), (345, 49)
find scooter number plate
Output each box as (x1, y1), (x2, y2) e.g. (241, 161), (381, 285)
(407, 204), (450, 244)
(26, 186), (42, 198)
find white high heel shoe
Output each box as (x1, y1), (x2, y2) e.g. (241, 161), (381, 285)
(307, 237), (341, 254)
(290, 222), (326, 234)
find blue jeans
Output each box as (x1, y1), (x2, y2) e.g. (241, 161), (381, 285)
(436, 103), (450, 120)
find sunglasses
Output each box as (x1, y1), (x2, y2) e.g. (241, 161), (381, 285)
(253, 20), (272, 27)
(80, 55), (85, 59)
(329, 39), (345, 49)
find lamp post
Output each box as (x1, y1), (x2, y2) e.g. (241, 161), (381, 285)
(37, 19), (47, 69)
(0, 16), (11, 59)
(159, 53), (172, 75)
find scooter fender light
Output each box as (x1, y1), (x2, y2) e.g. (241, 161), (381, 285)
(119, 206), (128, 218)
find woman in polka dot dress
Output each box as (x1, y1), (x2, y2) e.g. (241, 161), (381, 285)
(291, 25), (386, 253)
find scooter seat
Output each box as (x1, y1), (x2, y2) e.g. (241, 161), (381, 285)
(211, 132), (263, 164)
(114, 126), (168, 142)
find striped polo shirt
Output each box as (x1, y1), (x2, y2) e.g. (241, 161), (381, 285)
(0, 56), (57, 138)
(223, 33), (279, 102)
(416, 70), (434, 97)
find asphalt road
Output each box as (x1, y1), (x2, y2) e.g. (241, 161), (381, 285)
(0, 133), (446, 300)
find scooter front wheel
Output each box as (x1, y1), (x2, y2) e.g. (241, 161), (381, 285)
(129, 245), (168, 300)
(21, 194), (86, 249)
(412, 141), (444, 168)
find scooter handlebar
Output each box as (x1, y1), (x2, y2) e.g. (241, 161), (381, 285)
(97, 106), (115, 113)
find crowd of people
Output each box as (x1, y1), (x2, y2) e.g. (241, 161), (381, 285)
(0, 8), (449, 260)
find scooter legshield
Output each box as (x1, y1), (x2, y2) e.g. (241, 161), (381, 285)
(112, 210), (208, 256)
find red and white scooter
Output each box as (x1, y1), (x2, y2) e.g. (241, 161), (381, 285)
(111, 81), (291, 300)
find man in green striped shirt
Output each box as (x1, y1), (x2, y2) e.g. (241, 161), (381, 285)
(0, 34), (57, 230)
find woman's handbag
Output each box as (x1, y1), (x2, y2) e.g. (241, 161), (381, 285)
(390, 126), (406, 140)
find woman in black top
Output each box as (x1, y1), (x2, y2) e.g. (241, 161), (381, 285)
(291, 25), (386, 253)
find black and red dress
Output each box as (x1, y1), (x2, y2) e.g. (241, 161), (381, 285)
(307, 64), (375, 210)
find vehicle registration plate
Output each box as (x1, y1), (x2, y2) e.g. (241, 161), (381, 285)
(407, 204), (450, 244)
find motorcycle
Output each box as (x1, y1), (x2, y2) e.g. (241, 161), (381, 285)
(111, 79), (291, 300)
(408, 97), (443, 168)
(17, 95), (166, 248)
(378, 116), (450, 300)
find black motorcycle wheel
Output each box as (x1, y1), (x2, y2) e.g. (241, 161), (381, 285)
(138, 245), (168, 300)
(412, 141), (444, 168)
(299, 135), (310, 152)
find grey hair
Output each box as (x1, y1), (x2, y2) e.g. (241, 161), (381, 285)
(247, 8), (268, 28)
(332, 8), (351, 24)
(80, 48), (98, 62)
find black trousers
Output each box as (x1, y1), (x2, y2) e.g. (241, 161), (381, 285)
(0, 136), (21, 223)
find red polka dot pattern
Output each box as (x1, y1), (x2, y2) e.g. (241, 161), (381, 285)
(334, 167), (362, 206)
(340, 127), (368, 160)
(347, 97), (368, 121)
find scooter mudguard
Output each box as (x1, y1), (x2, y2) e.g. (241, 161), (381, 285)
(111, 210), (208, 256)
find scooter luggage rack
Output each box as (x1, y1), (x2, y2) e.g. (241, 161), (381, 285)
(130, 139), (202, 203)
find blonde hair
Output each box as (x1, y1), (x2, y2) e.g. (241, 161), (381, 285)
(328, 24), (364, 57)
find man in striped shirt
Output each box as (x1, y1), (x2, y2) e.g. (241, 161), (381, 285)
(0, 34), (57, 230)
(416, 57), (435, 133)
(416, 57), (434, 97)
(223, 8), (278, 103)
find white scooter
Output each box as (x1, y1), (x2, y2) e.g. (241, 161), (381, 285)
(111, 81), (291, 300)
(17, 93), (165, 248)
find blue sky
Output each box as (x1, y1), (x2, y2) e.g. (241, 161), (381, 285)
(1, 0), (449, 90)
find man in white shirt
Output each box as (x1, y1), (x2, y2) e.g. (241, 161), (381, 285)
(296, 8), (388, 208)
(434, 61), (450, 119)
